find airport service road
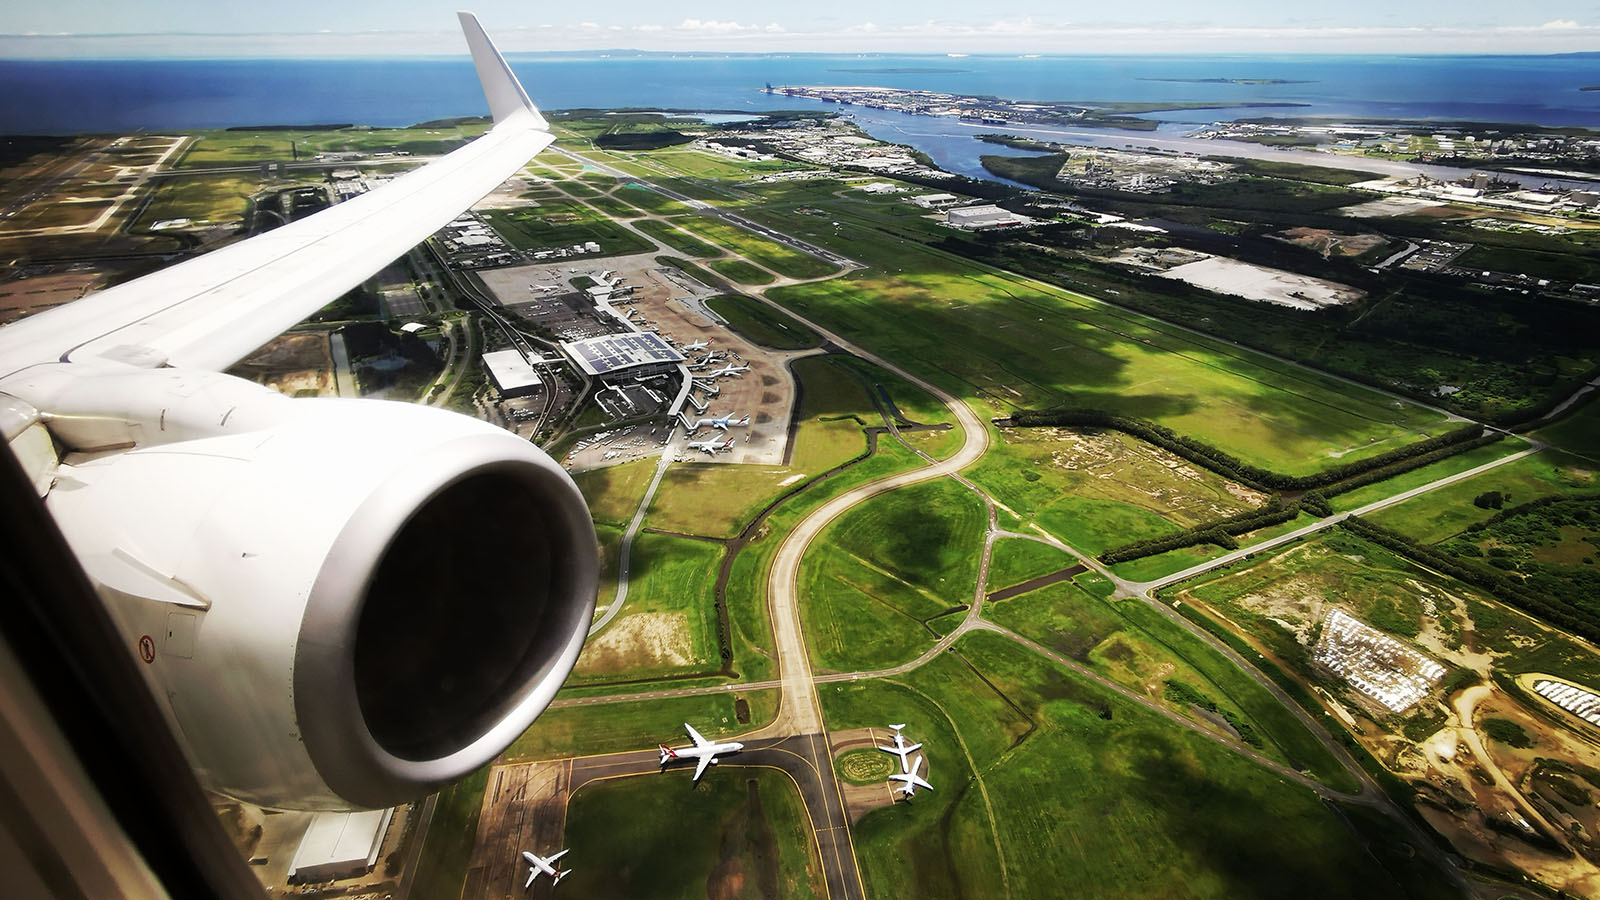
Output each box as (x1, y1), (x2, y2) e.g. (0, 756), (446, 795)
(1134, 441), (1542, 594)
(589, 442), (676, 637)
(751, 328), (992, 738)
(561, 734), (864, 900)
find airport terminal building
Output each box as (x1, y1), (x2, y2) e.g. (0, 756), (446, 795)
(560, 332), (685, 382)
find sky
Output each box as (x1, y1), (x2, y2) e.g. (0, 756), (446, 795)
(2, 0), (1598, 56)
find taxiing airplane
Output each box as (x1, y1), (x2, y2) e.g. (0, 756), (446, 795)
(521, 848), (571, 888)
(686, 437), (736, 456)
(0, 13), (599, 812)
(682, 339), (710, 351)
(701, 414), (749, 430)
(707, 363), (749, 378)
(878, 725), (922, 773)
(659, 722), (744, 781)
(889, 755), (933, 798)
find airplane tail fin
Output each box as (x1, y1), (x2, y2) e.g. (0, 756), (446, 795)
(659, 744), (677, 763)
(457, 11), (549, 129)
(555, 869), (571, 884)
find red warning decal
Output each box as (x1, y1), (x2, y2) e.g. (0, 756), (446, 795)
(138, 635), (156, 664)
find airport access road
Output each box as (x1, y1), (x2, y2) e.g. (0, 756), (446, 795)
(561, 733), (864, 900)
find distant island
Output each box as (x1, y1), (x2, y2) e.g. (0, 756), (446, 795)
(829, 67), (970, 74)
(1140, 77), (1315, 85)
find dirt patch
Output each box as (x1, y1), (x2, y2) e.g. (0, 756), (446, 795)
(1271, 226), (1388, 257)
(830, 728), (899, 823)
(226, 332), (336, 397)
(1020, 426), (1267, 523)
(576, 611), (694, 673)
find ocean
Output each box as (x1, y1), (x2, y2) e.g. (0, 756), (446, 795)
(2, 53), (1596, 185)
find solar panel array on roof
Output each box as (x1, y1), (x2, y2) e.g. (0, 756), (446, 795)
(561, 332), (686, 377)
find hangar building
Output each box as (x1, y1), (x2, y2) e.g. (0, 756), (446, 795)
(482, 349), (545, 398)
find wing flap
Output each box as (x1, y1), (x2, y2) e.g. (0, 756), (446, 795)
(684, 722), (709, 747)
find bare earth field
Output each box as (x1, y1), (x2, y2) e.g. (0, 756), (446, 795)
(1158, 256), (1366, 310)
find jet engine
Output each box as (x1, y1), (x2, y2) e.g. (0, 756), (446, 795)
(6, 367), (596, 810)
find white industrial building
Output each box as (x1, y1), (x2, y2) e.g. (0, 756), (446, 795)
(1313, 609), (1446, 712)
(482, 349), (545, 398)
(912, 193), (961, 209)
(287, 809), (394, 883)
(946, 204), (1022, 230)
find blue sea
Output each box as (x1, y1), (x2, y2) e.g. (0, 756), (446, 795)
(2, 53), (1596, 185)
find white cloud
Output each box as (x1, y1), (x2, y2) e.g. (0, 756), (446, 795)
(3, 16), (1597, 57)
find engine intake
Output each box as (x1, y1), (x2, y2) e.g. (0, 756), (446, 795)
(31, 374), (596, 810)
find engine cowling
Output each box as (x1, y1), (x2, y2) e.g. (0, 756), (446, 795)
(25, 369), (596, 810)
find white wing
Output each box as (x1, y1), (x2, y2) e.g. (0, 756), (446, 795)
(548, 849), (569, 864)
(693, 753), (714, 782)
(0, 12), (549, 377)
(684, 722), (710, 748)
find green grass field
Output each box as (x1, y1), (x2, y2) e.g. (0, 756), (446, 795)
(176, 123), (488, 168)
(985, 537), (1078, 593)
(131, 174), (270, 229)
(1535, 397), (1600, 457)
(572, 458), (656, 527)
(1369, 450), (1598, 543)
(673, 215), (841, 280)
(706, 294), (822, 350)
(984, 577), (1356, 787)
(409, 766), (488, 900)
(572, 532), (724, 683)
(635, 217), (723, 256)
(506, 691), (776, 761)
(481, 199), (653, 256)
(752, 204), (1450, 475)
(562, 769), (823, 900)
(587, 193), (641, 219)
(709, 257), (777, 285)
(824, 632), (1432, 899)
(638, 147), (807, 180)
(966, 424), (1266, 556)
(800, 479), (987, 671)
(616, 182), (689, 213)
(1326, 439), (1527, 513)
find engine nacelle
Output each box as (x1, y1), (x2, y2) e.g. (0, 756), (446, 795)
(26, 369), (596, 810)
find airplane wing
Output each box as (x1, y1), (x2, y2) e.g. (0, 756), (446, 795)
(684, 722), (710, 747)
(0, 12), (550, 378)
(548, 849), (569, 863)
(693, 753), (714, 782)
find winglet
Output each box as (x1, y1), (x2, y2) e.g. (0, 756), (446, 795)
(458, 11), (548, 129)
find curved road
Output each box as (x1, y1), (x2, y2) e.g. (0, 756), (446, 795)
(748, 314), (992, 738)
